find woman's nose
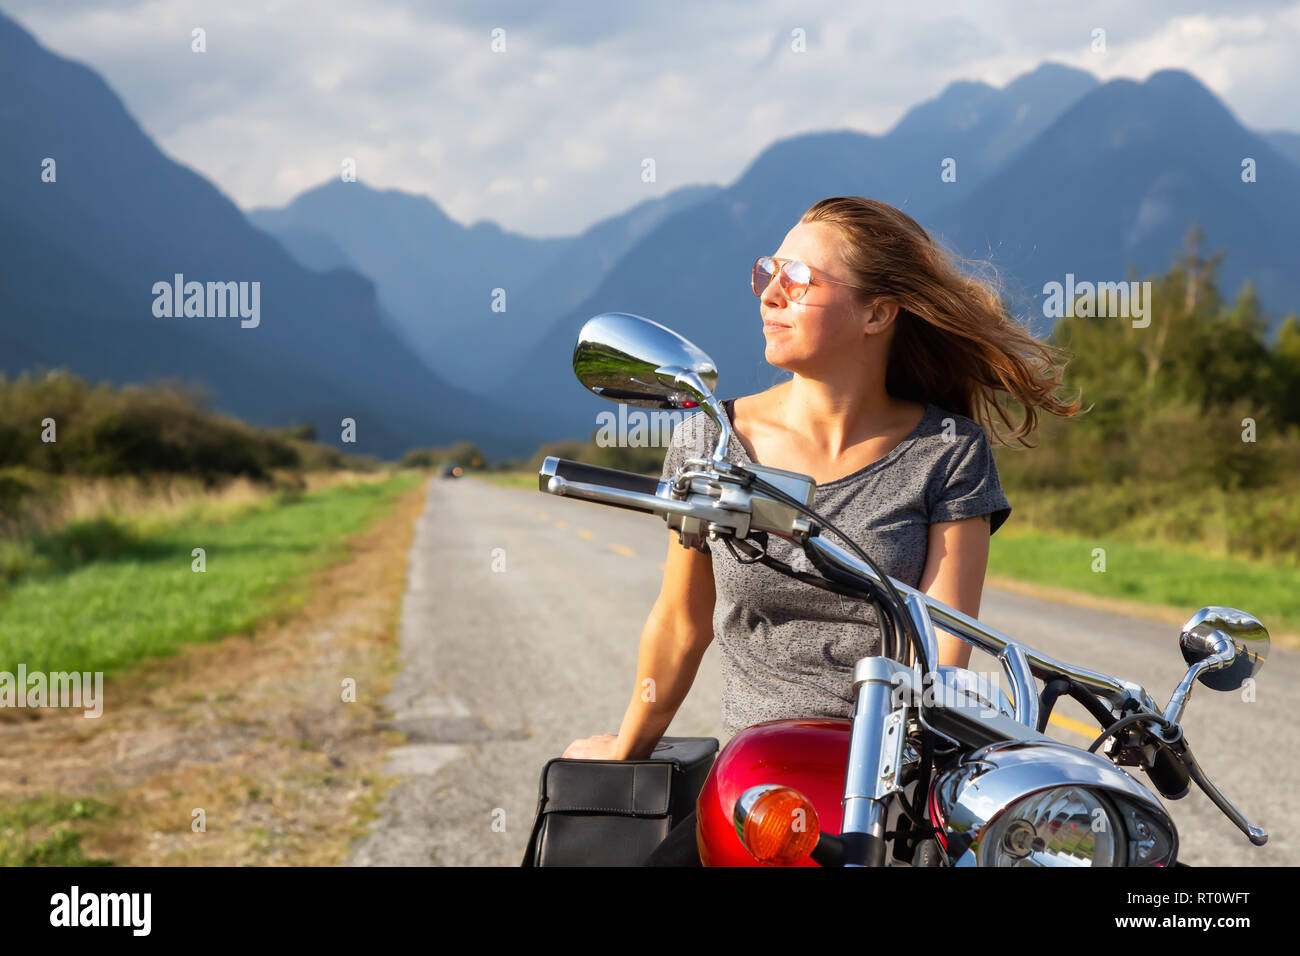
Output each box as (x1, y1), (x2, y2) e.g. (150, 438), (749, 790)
(760, 273), (787, 308)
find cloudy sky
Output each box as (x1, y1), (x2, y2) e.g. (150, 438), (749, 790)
(6, 0), (1299, 235)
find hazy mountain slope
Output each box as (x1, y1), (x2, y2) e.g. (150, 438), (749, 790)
(248, 181), (721, 392)
(0, 11), (541, 458)
(931, 69), (1300, 335)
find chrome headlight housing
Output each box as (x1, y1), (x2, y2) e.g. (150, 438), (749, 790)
(979, 786), (1120, 866)
(932, 741), (1178, 867)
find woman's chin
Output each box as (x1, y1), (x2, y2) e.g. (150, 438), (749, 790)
(763, 342), (801, 371)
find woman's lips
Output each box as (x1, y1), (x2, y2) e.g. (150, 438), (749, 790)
(762, 320), (789, 331)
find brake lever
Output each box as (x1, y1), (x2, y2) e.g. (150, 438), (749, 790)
(1144, 720), (1266, 845)
(1169, 736), (1269, 846)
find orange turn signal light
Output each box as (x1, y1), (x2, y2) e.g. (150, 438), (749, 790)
(734, 785), (820, 864)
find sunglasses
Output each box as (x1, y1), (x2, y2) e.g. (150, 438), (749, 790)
(751, 256), (866, 302)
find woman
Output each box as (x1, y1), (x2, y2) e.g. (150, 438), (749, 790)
(562, 196), (1079, 864)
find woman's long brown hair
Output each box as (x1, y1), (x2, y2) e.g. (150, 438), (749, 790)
(802, 196), (1081, 446)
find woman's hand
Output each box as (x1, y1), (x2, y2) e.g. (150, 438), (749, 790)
(562, 733), (621, 759)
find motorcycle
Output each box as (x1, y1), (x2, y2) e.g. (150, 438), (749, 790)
(536, 311), (1270, 867)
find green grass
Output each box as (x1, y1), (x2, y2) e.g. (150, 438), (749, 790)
(0, 473), (419, 676)
(0, 796), (115, 866)
(990, 528), (1300, 636)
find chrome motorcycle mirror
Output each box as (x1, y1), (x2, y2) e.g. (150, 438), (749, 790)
(1179, 606), (1269, 691)
(1162, 606), (1269, 727)
(572, 312), (732, 461)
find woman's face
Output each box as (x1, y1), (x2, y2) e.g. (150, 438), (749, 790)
(758, 221), (877, 374)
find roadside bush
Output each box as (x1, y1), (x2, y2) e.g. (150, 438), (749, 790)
(0, 371), (370, 481)
(399, 448), (439, 468)
(526, 429), (676, 477)
(400, 442), (485, 470)
(527, 439), (590, 474)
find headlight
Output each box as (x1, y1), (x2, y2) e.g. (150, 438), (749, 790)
(979, 787), (1121, 866)
(932, 740), (1179, 866)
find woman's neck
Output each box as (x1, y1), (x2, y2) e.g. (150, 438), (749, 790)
(777, 375), (912, 459)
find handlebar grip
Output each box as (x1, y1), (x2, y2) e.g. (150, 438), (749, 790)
(537, 457), (669, 517)
(1147, 744), (1191, 800)
(538, 458), (662, 497)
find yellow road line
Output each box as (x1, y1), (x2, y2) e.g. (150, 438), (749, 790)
(553, 520), (567, 530)
(537, 512), (549, 521)
(1047, 712), (1098, 740)
(576, 528), (595, 540)
(609, 544), (635, 557)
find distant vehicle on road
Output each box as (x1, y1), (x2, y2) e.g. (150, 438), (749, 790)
(442, 462), (463, 478)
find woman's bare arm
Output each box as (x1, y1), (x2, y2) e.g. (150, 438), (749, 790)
(916, 514), (993, 670)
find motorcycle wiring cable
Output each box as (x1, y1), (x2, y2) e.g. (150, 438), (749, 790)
(1087, 711), (1176, 755)
(1037, 675), (1126, 733)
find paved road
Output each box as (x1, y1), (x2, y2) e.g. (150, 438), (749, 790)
(347, 475), (1297, 866)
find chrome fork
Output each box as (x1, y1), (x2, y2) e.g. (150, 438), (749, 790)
(841, 656), (913, 866)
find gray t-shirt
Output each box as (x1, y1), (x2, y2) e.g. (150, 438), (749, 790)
(659, 398), (1011, 738)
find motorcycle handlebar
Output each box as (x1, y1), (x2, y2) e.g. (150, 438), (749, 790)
(537, 457), (669, 516)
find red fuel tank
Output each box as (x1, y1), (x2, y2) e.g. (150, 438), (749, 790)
(696, 718), (852, 867)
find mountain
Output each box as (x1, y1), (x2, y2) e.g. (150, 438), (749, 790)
(886, 62), (1101, 174)
(248, 181), (720, 392)
(1263, 130), (1300, 168)
(263, 226), (356, 274)
(0, 11), (542, 459)
(501, 62), (1106, 439)
(931, 69), (1300, 334)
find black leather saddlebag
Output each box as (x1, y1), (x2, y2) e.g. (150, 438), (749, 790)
(520, 736), (719, 866)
